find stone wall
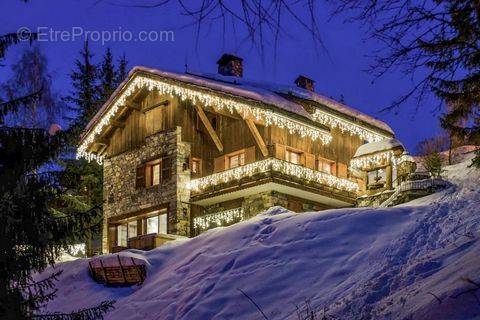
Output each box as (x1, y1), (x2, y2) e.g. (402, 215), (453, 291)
(102, 126), (191, 252)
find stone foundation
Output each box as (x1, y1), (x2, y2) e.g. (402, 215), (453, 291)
(102, 127), (191, 252)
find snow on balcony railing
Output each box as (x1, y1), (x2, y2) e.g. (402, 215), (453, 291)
(379, 178), (448, 208)
(188, 158), (359, 193)
(193, 208), (245, 230)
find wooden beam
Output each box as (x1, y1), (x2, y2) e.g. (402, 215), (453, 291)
(97, 144), (108, 156)
(110, 120), (125, 128)
(193, 104), (223, 152)
(245, 118), (268, 157)
(143, 100), (170, 113)
(125, 101), (141, 111)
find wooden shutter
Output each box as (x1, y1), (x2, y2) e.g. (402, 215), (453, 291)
(305, 153), (315, 169)
(337, 163), (348, 178)
(275, 143), (286, 160)
(331, 162), (337, 176)
(214, 155), (225, 173)
(245, 146), (256, 164)
(135, 164), (146, 188)
(162, 157), (172, 182)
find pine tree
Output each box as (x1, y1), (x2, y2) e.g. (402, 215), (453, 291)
(0, 33), (114, 320)
(60, 46), (128, 256)
(63, 41), (99, 141)
(334, 0), (480, 166)
(116, 53), (128, 85)
(99, 48), (117, 102)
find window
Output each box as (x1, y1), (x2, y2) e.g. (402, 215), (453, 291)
(136, 157), (172, 189)
(286, 149), (302, 165)
(367, 168), (386, 188)
(159, 213), (168, 234)
(117, 224), (127, 247)
(146, 215), (159, 234)
(191, 158), (201, 175)
(317, 159), (333, 175)
(151, 163), (161, 186)
(145, 213), (168, 234)
(128, 221), (137, 239)
(229, 152), (245, 169)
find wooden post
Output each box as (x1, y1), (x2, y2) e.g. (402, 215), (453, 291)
(386, 165), (393, 190)
(362, 171), (368, 193)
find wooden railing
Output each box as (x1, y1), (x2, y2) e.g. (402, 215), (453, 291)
(127, 233), (159, 251)
(189, 158), (359, 193)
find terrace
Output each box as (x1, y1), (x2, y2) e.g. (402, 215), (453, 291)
(189, 158), (359, 207)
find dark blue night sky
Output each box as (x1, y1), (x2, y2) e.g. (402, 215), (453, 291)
(3, 0), (441, 151)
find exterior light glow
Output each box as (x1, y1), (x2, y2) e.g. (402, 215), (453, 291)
(193, 208), (245, 230)
(189, 158), (359, 193)
(350, 151), (395, 171)
(311, 109), (389, 143)
(77, 75), (333, 164)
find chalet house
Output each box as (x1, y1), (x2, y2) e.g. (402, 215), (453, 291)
(78, 54), (405, 254)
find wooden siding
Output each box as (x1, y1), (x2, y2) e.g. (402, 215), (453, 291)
(106, 92), (176, 156)
(103, 90), (363, 179)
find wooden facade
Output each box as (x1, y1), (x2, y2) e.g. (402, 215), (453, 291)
(101, 91), (362, 179)
(79, 67), (395, 252)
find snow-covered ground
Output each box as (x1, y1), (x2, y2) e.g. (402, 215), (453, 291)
(41, 154), (480, 319)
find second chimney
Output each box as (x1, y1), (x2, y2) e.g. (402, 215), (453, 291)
(217, 54), (243, 77)
(295, 75), (315, 91)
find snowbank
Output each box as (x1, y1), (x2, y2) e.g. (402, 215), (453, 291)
(40, 155), (480, 319)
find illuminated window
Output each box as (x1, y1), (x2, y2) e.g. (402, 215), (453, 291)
(159, 214), (168, 234)
(191, 158), (201, 175)
(229, 152), (245, 169)
(145, 213), (168, 234)
(317, 159), (333, 174)
(128, 221), (137, 239)
(151, 163), (161, 186)
(146, 215), (159, 234)
(117, 225), (127, 247)
(367, 168), (386, 188)
(286, 149), (302, 165)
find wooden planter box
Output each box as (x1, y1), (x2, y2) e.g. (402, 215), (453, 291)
(89, 255), (146, 287)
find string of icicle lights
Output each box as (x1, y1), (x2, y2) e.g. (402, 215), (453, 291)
(193, 208), (245, 230)
(77, 75), (332, 164)
(350, 151), (396, 171)
(189, 158), (359, 192)
(311, 109), (389, 143)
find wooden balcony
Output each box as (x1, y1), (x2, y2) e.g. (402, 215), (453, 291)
(113, 233), (187, 252)
(189, 158), (358, 206)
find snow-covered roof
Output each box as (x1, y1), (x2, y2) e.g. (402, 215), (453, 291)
(189, 71), (394, 134)
(354, 138), (405, 158)
(83, 66), (394, 142)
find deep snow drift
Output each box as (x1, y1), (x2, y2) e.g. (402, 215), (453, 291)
(41, 155), (480, 319)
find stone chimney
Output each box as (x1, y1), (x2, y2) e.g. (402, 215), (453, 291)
(217, 54), (243, 77)
(295, 75), (315, 91)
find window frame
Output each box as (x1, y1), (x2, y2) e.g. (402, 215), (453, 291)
(285, 148), (304, 165)
(316, 157), (335, 175)
(150, 162), (162, 186)
(136, 156), (173, 189)
(191, 157), (202, 176)
(226, 150), (246, 169)
(366, 167), (387, 188)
